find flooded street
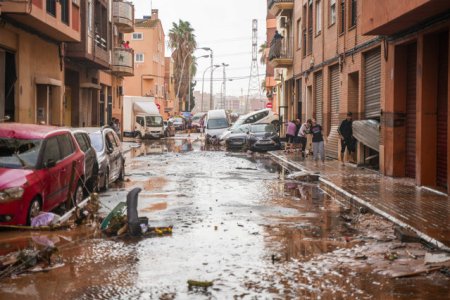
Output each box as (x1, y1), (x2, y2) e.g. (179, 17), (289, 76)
(0, 135), (449, 299)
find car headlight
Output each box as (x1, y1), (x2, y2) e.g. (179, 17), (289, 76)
(0, 187), (24, 203)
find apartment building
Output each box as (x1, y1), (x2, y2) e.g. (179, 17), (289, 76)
(0, 0), (81, 125)
(123, 10), (166, 116)
(65, 0), (135, 127)
(267, 0), (450, 193)
(164, 57), (176, 118)
(265, 9), (278, 115)
(361, 0), (450, 192)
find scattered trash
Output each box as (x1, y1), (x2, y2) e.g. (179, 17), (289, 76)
(31, 212), (60, 227)
(355, 254), (368, 260)
(236, 167), (258, 171)
(271, 254), (281, 263)
(287, 171), (319, 182)
(424, 252), (450, 265)
(394, 226), (421, 243)
(187, 280), (213, 289)
(384, 251), (398, 261)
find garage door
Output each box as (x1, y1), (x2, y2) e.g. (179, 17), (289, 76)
(364, 48), (381, 119)
(326, 64), (340, 159)
(405, 43), (417, 179)
(314, 71), (323, 126)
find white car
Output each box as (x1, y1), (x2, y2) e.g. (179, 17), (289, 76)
(220, 108), (279, 142)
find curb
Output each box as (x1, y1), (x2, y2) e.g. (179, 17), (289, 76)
(269, 152), (450, 252)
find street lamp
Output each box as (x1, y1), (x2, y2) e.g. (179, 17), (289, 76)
(221, 63), (229, 109)
(196, 47), (214, 110)
(187, 54), (210, 112)
(201, 64), (220, 112)
(221, 79), (233, 110)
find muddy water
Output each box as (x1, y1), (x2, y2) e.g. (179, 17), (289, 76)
(0, 135), (449, 299)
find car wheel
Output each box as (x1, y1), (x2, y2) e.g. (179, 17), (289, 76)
(135, 132), (142, 139)
(73, 182), (84, 206)
(27, 198), (41, 226)
(118, 161), (125, 181)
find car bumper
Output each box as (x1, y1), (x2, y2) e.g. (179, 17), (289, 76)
(250, 141), (281, 152)
(0, 199), (28, 225)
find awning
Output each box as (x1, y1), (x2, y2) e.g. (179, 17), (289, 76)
(133, 101), (160, 115)
(35, 76), (62, 86)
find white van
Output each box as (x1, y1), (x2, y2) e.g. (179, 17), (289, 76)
(205, 109), (230, 142)
(123, 96), (164, 139)
(220, 108), (278, 142)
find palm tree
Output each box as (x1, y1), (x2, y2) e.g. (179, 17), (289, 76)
(259, 42), (267, 65)
(168, 20), (197, 111)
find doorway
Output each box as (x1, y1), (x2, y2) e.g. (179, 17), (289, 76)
(0, 50), (16, 121)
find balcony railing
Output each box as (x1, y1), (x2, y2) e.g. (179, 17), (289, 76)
(113, 1), (134, 33)
(268, 37), (293, 68)
(112, 48), (134, 77)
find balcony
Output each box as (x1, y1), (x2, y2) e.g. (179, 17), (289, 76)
(361, 0), (450, 35)
(112, 48), (134, 77)
(1, 0), (80, 42)
(268, 0), (294, 16)
(113, 1), (134, 33)
(269, 37), (293, 68)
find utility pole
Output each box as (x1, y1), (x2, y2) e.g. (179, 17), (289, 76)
(210, 50), (214, 110)
(221, 63), (229, 109)
(246, 19), (262, 113)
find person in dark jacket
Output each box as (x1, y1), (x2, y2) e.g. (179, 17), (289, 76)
(311, 118), (325, 165)
(338, 112), (355, 165)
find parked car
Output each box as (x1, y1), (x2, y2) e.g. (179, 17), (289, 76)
(205, 109), (230, 144)
(247, 123), (281, 152)
(225, 124), (251, 150)
(170, 117), (186, 131)
(70, 129), (98, 193)
(0, 123), (85, 225)
(82, 127), (125, 191)
(163, 121), (176, 137)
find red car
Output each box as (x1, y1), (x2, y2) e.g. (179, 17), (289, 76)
(0, 123), (85, 225)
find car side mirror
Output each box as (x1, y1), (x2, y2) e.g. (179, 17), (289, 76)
(45, 159), (56, 168)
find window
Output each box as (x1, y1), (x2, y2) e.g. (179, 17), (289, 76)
(349, 0), (357, 28)
(307, 0), (313, 54)
(135, 53), (144, 63)
(339, 0), (345, 34)
(46, 0), (56, 16)
(297, 19), (302, 49)
(136, 116), (145, 127)
(60, 0), (70, 25)
(316, 0), (322, 34)
(57, 134), (75, 159)
(329, 0), (336, 25)
(132, 33), (143, 40)
(42, 137), (61, 165)
(87, 1), (92, 32)
(74, 133), (89, 152)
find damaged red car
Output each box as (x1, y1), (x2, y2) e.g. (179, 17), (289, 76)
(0, 123), (85, 225)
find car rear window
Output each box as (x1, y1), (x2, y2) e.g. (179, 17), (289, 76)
(0, 138), (43, 169)
(89, 132), (103, 152)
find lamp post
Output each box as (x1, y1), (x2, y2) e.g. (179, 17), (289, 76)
(201, 64), (220, 112)
(221, 63), (229, 109)
(187, 54), (209, 112)
(221, 79), (233, 110)
(197, 47), (214, 110)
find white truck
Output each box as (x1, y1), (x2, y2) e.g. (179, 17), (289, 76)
(123, 96), (164, 139)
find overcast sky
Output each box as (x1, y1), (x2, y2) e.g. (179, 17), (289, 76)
(131, 0), (267, 97)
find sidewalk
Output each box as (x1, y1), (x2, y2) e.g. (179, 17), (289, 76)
(270, 151), (450, 250)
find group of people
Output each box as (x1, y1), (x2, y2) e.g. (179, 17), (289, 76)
(285, 112), (356, 166)
(121, 41), (131, 49)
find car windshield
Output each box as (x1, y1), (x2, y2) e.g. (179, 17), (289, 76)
(250, 124), (276, 133)
(89, 132), (104, 152)
(233, 116), (246, 127)
(146, 116), (163, 127)
(207, 118), (229, 129)
(0, 138), (43, 169)
(192, 114), (204, 122)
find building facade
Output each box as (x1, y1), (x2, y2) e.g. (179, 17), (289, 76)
(361, 0), (450, 193)
(123, 10), (166, 116)
(0, 0), (81, 125)
(267, 0), (449, 193)
(164, 57), (176, 118)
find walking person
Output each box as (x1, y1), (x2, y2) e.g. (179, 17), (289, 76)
(338, 112), (355, 165)
(297, 119), (312, 158)
(311, 118), (325, 165)
(285, 120), (297, 153)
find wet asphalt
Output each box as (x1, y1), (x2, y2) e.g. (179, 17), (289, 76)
(0, 134), (449, 299)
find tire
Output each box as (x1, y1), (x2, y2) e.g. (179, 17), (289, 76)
(73, 182), (84, 207)
(135, 132), (142, 139)
(103, 168), (110, 191)
(27, 198), (41, 226)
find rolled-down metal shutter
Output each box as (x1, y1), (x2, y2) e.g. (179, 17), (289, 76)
(314, 71), (323, 126)
(405, 43), (417, 179)
(326, 64), (340, 159)
(437, 36), (448, 190)
(364, 47), (381, 119)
